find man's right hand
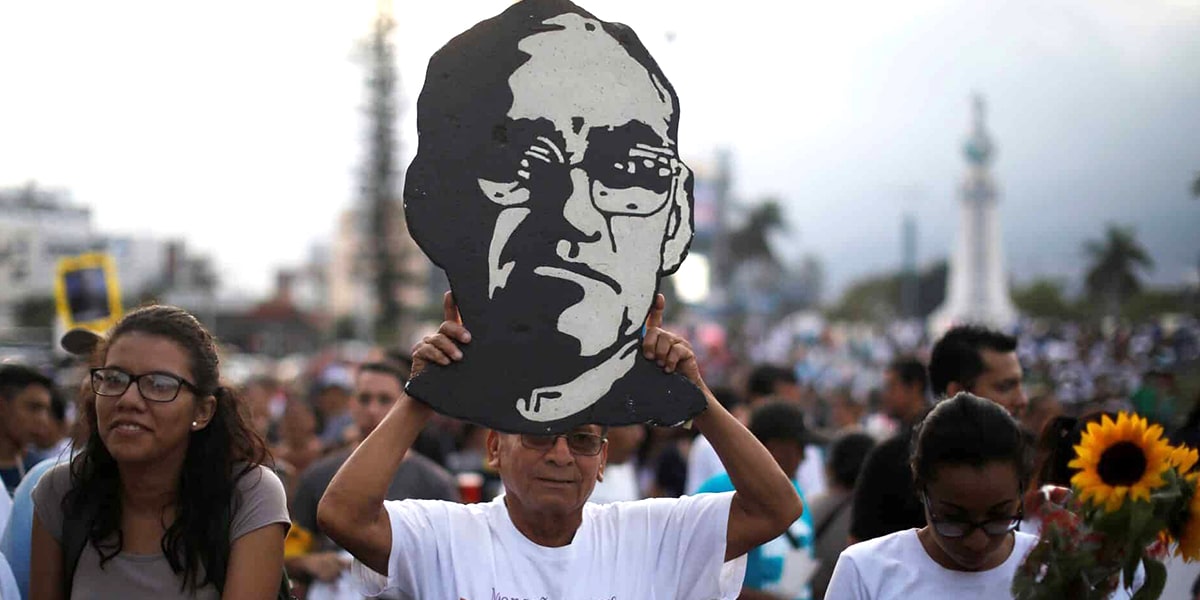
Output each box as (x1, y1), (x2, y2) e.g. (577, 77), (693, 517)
(410, 291), (471, 379)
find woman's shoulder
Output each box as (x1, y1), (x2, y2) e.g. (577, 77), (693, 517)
(31, 460), (73, 503)
(232, 463), (286, 499)
(841, 528), (920, 563)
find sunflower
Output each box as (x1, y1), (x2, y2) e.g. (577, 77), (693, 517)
(1169, 445), (1199, 474)
(1069, 412), (1173, 513)
(1177, 475), (1200, 561)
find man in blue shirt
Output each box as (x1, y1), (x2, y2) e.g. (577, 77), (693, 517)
(699, 400), (819, 600)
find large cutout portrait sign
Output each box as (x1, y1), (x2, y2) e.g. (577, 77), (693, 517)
(404, 0), (708, 434)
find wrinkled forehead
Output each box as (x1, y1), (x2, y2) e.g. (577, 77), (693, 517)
(508, 13), (675, 148)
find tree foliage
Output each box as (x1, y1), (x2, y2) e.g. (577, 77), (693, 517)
(728, 199), (786, 269)
(1083, 225), (1154, 316)
(825, 261), (947, 322)
(1012, 279), (1080, 320)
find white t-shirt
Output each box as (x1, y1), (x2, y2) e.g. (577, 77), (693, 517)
(353, 492), (748, 600)
(825, 528), (1038, 599)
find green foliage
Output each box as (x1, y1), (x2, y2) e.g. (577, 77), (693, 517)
(825, 261), (946, 322)
(728, 198), (787, 269)
(1012, 279), (1080, 320)
(1121, 288), (1195, 320)
(1084, 225), (1155, 316)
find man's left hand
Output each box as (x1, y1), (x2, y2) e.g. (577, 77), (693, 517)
(642, 293), (705, 390)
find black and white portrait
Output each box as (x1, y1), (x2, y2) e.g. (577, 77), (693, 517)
(404, 0), (707, 433)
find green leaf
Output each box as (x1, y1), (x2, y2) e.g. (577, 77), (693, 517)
(1131, 556), (1166, 600)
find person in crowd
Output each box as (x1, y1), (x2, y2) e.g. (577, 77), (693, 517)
(29, 305), (290, 599)
(1, 328), (100, 599)
(809, 431), (875, 599)
(1021, 388), (1062, 447)
(689, 365), (826, 498)
(588, 425), (646, 504)
(685, 386), (747, 494)
(698, 400), (819, 600)
(243, 375), (285, 445)
(850, 356), (929, 543)
(643, 426), (693, 498)
(929, 324), (1028, 419)
(1173, 391), (1200, 450)
(826, 392), (1037, 599)
(27, 391), (72, 466)
(317, 293), (802, 598)
(0, 365), (54, 494)
(312, 367), (355, 450)
(287, 361), (458, 596)
(825, 387), (866, 436)
(272, 396), (324, 480)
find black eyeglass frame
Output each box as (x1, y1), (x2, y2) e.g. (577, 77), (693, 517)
(90, 367), (202, 403)
(920, 486), (1025, 539)
(519, 432), (607, 457)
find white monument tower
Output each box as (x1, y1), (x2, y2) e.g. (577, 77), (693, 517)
(929, 94), (1018, 334)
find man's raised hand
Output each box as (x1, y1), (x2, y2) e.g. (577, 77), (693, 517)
(410, 291), (472, 378)
(642, 293), (704, 389)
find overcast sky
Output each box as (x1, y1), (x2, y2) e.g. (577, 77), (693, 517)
(2, 0), (1198, 301)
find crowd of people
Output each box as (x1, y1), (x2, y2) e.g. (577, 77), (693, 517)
(0, 296), (1196, 599)
(1, 0), (1197, 595)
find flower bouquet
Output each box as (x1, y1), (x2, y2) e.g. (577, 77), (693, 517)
(1013, 412), (1200, 600)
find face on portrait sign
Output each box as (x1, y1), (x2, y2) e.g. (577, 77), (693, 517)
(405, 0), (706, 434)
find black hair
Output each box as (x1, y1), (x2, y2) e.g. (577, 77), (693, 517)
(382, 349), (414, 381)
(0, 363), (53, 402)
(827, 432), (876, 489)
(747, 365), (797, 399)
(65, 305), (269, 592)
(929, 325), (1018, 397)
(910, 392), (1030, 488)
(1032, 412), (1117, 488)
(48, 388), (67, 423)
(748, 400), (809, 446)
(357, 361), (407, 389)
(887, 356), (928, 395)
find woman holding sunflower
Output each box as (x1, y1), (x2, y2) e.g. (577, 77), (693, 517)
(825, 392), (1037, 598)
(1010, 410), (1200, 598)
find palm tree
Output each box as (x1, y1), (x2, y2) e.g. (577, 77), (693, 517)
(728, 199), (787, 269)
(1084, 225), (1154, 316)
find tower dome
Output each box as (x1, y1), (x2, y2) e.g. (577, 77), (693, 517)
(963, 94), (994, 167)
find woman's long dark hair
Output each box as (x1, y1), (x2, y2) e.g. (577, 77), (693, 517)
(63, 305), (269, 591)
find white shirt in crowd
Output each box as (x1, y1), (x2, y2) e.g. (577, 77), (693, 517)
(588, 463), (640, 504)
(825, 528), (1039, 599)
(685, 434), (827, 499)
(353, 492), (747, 600)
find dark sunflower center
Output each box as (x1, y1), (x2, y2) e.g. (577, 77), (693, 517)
(1097, 441), (1148, 486)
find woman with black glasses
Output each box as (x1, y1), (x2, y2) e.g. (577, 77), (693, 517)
(29, 305), (290, 599)
(825, 392), (1036, 599)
